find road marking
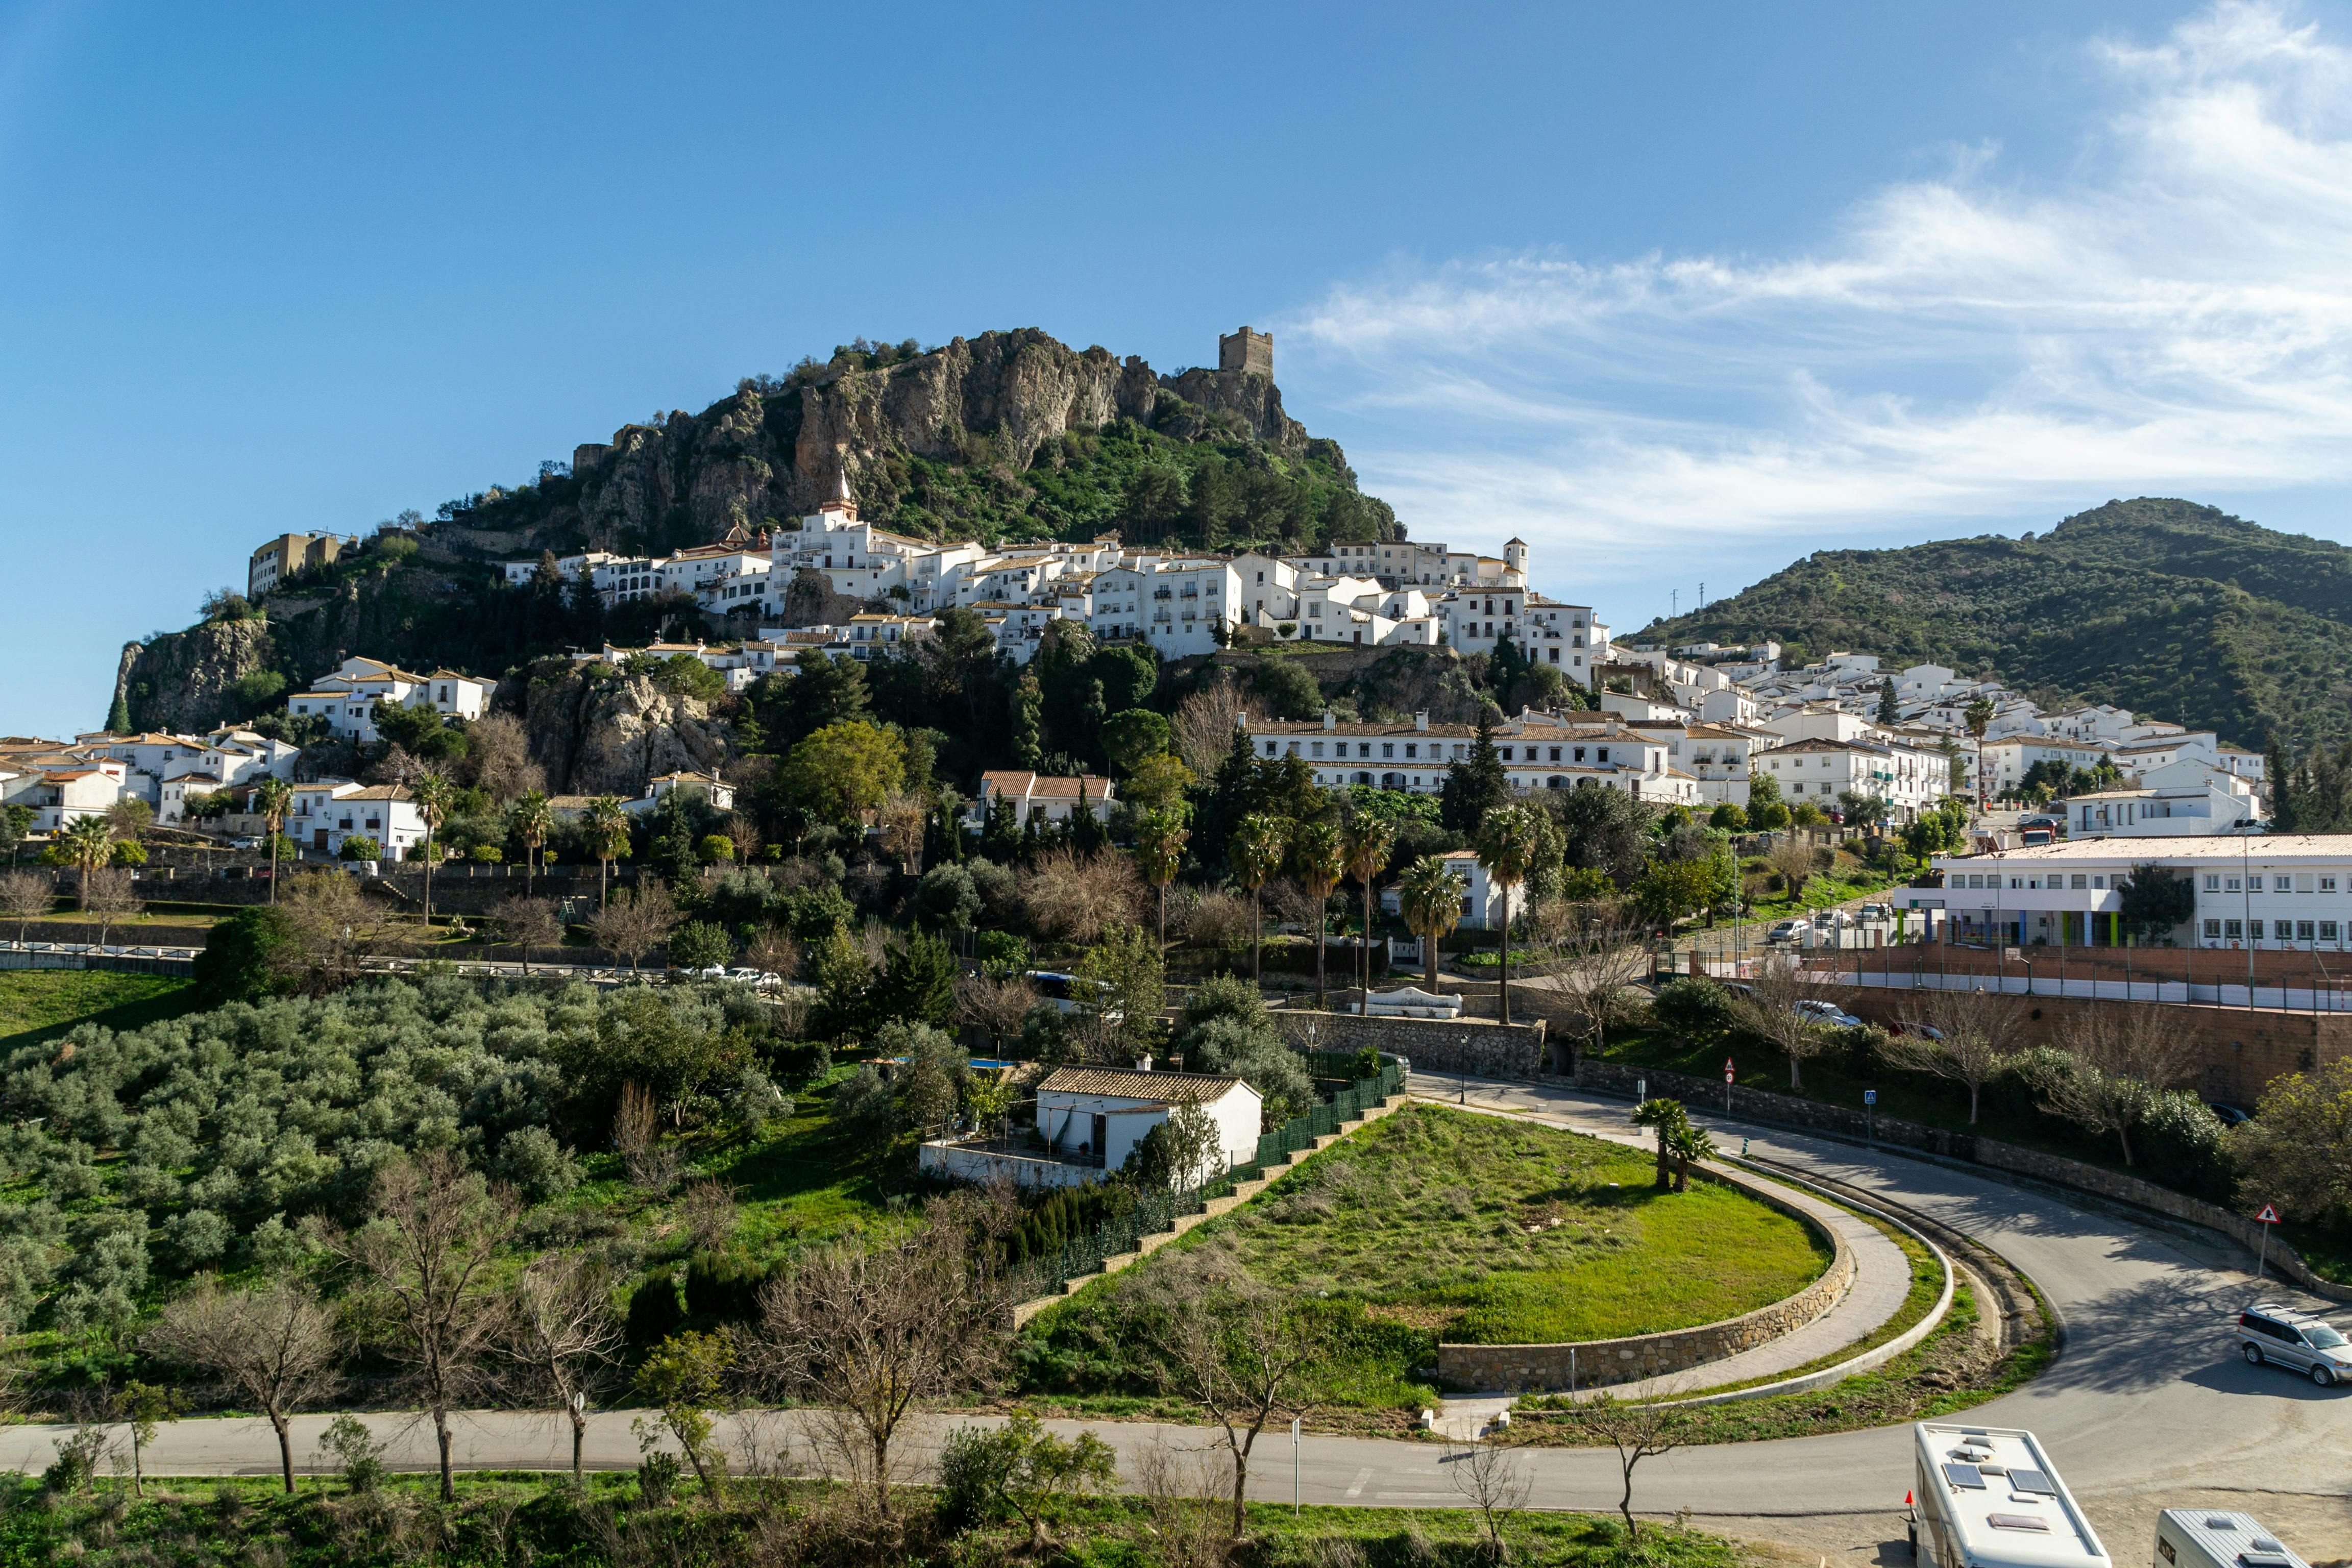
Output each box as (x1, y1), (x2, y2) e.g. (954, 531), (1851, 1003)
(1377, 1491), (1460, 1501)
(1344, 1466), (1373, 1498)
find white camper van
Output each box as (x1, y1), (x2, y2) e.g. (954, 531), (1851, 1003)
(2154, 1511), (2308, 1568)
(1910, 1424), (2109, 1568)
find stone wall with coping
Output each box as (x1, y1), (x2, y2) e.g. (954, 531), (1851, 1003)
(1271, 1007), (1547, 1077)
(1435, 1161), (1853, 1391)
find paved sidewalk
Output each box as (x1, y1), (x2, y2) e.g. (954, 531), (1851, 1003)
(1417, 1090), (1918, 1404)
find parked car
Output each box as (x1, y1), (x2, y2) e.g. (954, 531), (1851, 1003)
(1795, 998), (1864, 1028)
(1858, 903), (1893, 922)
(1768, 919), (1811, 943)
(2206, 1101), (2251, 1126)
(723, 967), (767, 987)
(229, 836), (261, 850)
(685, 964), (727, 980)
(2237, 1303), (2352, 1386)
(1896, 1020), (1945, 1041)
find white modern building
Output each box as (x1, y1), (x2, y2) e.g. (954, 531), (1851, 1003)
(1929, 836), (2352, 950)
(918, 1066), (1263, 1190)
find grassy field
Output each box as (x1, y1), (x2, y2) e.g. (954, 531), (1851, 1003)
(0, 970), (202, 1054)
(1218, 1104), (1827, 1345)
(1017, 1104), (1829, 1418)
(0, 1471), (1745, 1568)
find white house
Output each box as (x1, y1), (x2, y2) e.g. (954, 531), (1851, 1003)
(20, 763), (130, 831)
(1381, 847), (1526, 931)
(918, 1067), (1264, 1191)
(621, 771), (736, 818)
(315, 785), (427, 860)
(967, 771), (1117, 828)
(2066, 783), (2258, 839)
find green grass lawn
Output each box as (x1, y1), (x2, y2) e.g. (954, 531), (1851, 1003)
(1017, 1104), (1829, 1416)
(0, 970), (202, 1055)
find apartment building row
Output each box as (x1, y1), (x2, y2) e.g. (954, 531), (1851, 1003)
(0, 726), (305, 831)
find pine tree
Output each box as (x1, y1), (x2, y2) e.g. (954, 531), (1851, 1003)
(1877, 678), (1900, 726)
(104, 694), (131, 734)
(1010, 671), (1043, 769)
(983, 793), (1022, 862)
(1440, 706), (1509, 837)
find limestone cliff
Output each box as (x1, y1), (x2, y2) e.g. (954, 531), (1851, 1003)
(112, 619), (275, 734)
(514, 663), (730, 795)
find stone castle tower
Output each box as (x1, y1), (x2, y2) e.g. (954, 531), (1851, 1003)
(1218, 325), (1273, 379)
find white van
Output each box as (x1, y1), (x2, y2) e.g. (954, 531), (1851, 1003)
(2154, 1511), (2307, 1568)
(1910, 1424), (2108, 1568)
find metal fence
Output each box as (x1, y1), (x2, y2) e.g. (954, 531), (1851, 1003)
(1013, 1055), (1404, 1303)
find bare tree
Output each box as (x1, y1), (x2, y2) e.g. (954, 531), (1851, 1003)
(591, 879), (678, 974)
(749, 1202), (1011, 1527)
(1020, 848), (1142, 946)
(489, 894), (562, 975)
(82, 868), (143, 949)
(1578, 1393), (1690, 1545)
(1446, 1437), (1534, 1562)
(2035, 1003), (2197, 1165)
(278, 870), (400, 990)
(1886, 985), (2031, 1122)
(330, 1149), (518, 1502)
(955, 972), (1038, 1054)
(743, 924), (800, 980)
(1540, 916), (1651, 1068)
(0, 869), (54, 944)
(497, 1254), (623, 1486)
(1143, 1260), (1322, 1539)
(1171, 677), (1245, 778)
(614, 1082), (679, 1192)
(144, 1279), (340, 1493)
(1729, 951), (1837, 1090)
(462, 712), (545, 803)
(877, 789), (928, 876)
(1179, 887), (1255, 957)
(677, 1178), (739, 1253)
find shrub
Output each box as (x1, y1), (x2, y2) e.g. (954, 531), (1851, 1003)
(165, 1207), (232, 1267)
(338, 836), (381, 862)
(696, 834), (736, 865)
(976, 929), (1031, 979)
(493, 1125), (581, 1204)
(624, 1272), (685, 1350)
(190, 905), (300, 1005)
(831, 1063), (896, 1138)
(636, 1450), (681, 1507)
(667, 920), (734, 971)
(936, 1422), (1018, 1530)
(1652, 976), (1735, 1046)
(683, 1252), (768, 1325)
(318, 1413), (385, 1494)
(2139, 1091), (2232, 1203)
(1188, 1018), (1314, 1125)
(469, 844), (503, 863)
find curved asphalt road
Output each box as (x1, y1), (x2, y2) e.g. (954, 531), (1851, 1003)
(5, 1081), (2343, 1559)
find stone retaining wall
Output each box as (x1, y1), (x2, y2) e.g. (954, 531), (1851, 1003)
(1271, 1008), (1547, 1077)
(1434, 1161), (1853, 1392)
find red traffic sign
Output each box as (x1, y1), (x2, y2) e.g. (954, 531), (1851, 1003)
(1723, 1057), (1735, 1084)
(2256, 1205), (2281, 1224)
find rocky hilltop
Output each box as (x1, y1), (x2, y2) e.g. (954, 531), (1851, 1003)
(109, 325), (1392, 796)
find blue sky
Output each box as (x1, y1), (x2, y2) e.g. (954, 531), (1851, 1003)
(5, 1), (2351, 737)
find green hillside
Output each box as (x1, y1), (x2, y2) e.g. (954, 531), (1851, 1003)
(1638, 498), (2352, 752)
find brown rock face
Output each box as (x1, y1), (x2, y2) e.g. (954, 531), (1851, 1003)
(568, 327), (1311, 554)
(519, 664), (729, 795)
(114, 619), (275, 734)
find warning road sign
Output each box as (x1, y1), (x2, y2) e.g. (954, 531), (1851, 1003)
(2256, 1204), (2281, 1223)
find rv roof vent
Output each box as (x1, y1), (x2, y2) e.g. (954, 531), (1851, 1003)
(2207, 1521), (2238, 1532)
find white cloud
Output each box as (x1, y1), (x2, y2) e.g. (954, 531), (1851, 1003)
(1288, 3), (2352, 572)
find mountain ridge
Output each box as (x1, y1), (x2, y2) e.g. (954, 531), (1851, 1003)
(1636, 497), (2352, 753)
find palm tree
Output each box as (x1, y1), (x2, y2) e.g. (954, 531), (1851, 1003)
(585, 796), (629, 908)
(61, 816), (114, 912)
(1664, 1120), (1717, 1193)
(510, 790), (555, 899)
(1396, 854), (1467, 993)
(1340, 813), (1396, 1015)
(254, 777), (293, 904)
(1230, 814), (1287, 987)
(1964, 698), (1994, 807)
(1293, 819), (1345, 1012)
(1475, 805), (1542, 1026)
(413, 771), (453, 927)
(1133, 809), (1189, 955)
(1630, 1096), (1687, 1191)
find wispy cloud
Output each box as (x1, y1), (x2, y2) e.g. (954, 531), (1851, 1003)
(1289, 3), (2352, 576)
